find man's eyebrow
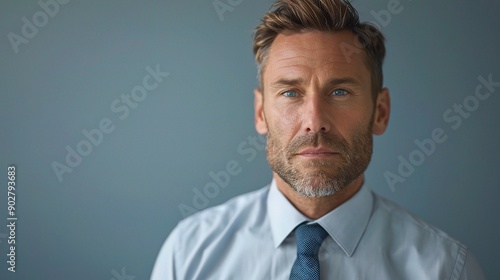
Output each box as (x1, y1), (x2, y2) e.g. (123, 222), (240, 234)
(270, 78), (304, 88)
(326, 77), (362, 87)
(270, 77), (362, 88)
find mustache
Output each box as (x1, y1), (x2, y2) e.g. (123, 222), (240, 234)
(287, 133), (350, 155)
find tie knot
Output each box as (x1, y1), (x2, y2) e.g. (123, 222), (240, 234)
(294, 223), (328, 256)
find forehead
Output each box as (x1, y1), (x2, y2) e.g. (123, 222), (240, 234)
(263, 30), (370, 86)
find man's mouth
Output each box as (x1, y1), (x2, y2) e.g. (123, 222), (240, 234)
(295, 147), (339, 158)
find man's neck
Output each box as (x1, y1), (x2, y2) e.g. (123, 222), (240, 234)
(274, 174), (364, 220)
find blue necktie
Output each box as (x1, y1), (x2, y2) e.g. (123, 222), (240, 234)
(289, 223), (328, 280)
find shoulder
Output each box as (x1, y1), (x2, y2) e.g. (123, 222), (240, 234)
(151, 185), (270, 279)
(368, 191), (470, 278)
(177, 184), (269, 233)
(168, 184), (270, 254)
(372, 193), (461, 244)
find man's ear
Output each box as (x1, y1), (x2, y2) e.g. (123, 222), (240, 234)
(254, 88), (268, 134)
(372, 87), (390, 135)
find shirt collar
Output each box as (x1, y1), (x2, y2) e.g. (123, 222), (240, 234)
(267, 179), (310, 248)
(266, 178), (373, 257)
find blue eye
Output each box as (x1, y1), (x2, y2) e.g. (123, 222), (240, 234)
(282, 90), (298, 97)
(331, 89), (348, 97)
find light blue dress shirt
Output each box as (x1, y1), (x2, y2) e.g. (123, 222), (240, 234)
(151, 180), (484, 279)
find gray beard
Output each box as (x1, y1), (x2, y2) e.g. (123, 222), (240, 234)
(266, 123), (373, 198)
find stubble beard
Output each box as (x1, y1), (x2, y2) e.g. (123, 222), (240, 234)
(266, 119), (374, 198)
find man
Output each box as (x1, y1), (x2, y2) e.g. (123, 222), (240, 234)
(151, 0), (485, 279)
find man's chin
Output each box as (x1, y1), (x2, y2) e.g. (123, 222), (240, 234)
(291, 183), (339, 198)
(299, 167), (342, 179)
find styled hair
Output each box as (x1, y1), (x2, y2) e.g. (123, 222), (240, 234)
(253, 0), (386, 97)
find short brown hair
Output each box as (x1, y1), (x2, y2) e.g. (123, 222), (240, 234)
(253, 0), (386, 97)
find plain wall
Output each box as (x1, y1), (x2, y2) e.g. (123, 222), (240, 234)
(0, 0), (499, 279)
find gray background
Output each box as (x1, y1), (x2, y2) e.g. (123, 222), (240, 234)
(1, 0), (499, 279)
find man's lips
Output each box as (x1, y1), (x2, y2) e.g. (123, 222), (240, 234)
(295, 147), (339, 158)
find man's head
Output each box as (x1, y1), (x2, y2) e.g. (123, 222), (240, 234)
(252, 0), (390, 198)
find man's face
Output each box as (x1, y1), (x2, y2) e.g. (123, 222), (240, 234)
(254, 30), (390, 197)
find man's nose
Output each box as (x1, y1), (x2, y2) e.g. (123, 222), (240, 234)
(301, 94), (331, 134)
